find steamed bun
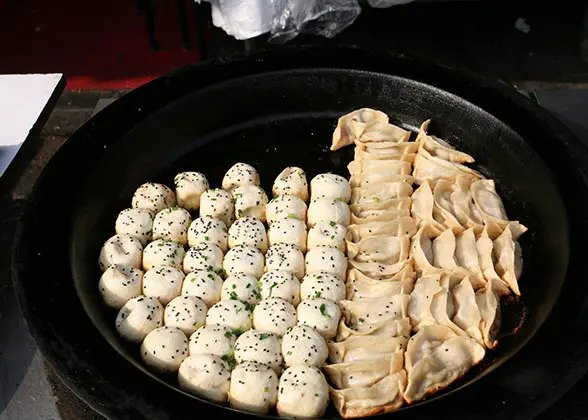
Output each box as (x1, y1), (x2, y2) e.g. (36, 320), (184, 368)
(174, 172), (209, 211)
(115, 296), (163, 342)
(183, 243), (224, 274)
(277, 365), (329, 418)
(229, 361), (278, 414)
(265, 243), (305, 280)
(164, 295), (208, 336)
(142, 266), (184, 305)
(181, 270), (223, 308)
(233, 185), (268, 222)
(206, 300), (252, 334)
(268, 218), (307, 252)
(132, 182), (176, 213)
(310, 173), (351, 202)
(253, 298), (297, 337)
(222, 162), (260, 192)
(99, 234), (143, 271)
(266, 195), (307, 225)
(189, 324), (236, 358)
(258, 271), (300, 306)
(220, 273), (261, 304)
(99, 264), (143, 309)
(187, 216), (228, 252)
(200, 189), (235, 228)
(305, 246), (347, 281)
(281, 325), (328, 368)
(234, 330), (283, 373)
(228, 217), (268, 252)
(307, 197), (350, 227)
(223, 245), (265, 278)
(178, 354), (231, 403)
(296, 298), (341, 339)
(142, 239), (185, 271)
(115, 208), (154, 245)
(140, 326), (188, 373)
(152, 206), (192, 245)
(307, 221), (347, 251)
(272, 167), (309, 201)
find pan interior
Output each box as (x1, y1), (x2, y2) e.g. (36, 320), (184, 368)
(70, 69), (569, 412)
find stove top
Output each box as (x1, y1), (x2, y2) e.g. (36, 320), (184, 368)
(1, 87), (587, 420)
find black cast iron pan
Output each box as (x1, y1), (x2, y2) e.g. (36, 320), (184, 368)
(12, 45), (588, 420)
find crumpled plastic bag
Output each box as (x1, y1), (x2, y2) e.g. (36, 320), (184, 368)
(269, 0), (361, 43)
(199, 0), (415, 42)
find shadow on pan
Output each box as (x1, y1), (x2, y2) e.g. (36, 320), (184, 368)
(12, 47), (573, 420)
(69, 69), (567, 415)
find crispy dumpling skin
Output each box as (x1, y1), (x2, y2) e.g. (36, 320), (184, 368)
(328, 335), (408, 364)
(403, 325), (485, 404)
(331, 108), (390, 151)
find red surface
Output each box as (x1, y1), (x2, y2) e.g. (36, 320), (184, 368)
(0, 0), (201, 90)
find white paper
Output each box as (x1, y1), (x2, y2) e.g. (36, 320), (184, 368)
(0, 73), (62, 177)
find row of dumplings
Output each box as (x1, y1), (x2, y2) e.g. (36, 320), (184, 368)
(321, 108), (527, 417)
(98, 162), (358, 418)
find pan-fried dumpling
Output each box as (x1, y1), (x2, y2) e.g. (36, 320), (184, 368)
(272, 167), (309, 202)
(178, 354), (230, 404)
(346, 267), (415, 300)
(403, 325), (485, 403)
(232, 185), (268, 222)
(410, 181), (445, 232)
(331, 108), (389, 151)
(99, 264), (143, 309)
(350, 196), (411, 215)
(452, 277), (483, 343)
(413, 147), (482, 185)
(348, 159), (412, 177)
(325, 355), (404, 389)
(200, 189), (235, 228)
(410, 223), (442, 274)
(328, 335), (408, 364)
(350, 208), (410, 225)
(340, 295), (410, 329)
(307, 221), (347, 251)
(349, 174), (414, 189)
(432, 229), (485, 289)
(476, 278), (505, 349)
(347, 235), (409, 264)
(347, 217), (417, 242)
(416, 120), (474, 163)
(330, 372), (407, 418)
(307, 197), (351, 227)
(455, 228), (483, 278)
(337, 317), (412, 341)
(221, 162), (260, 192)
(305, 246), (347, 281)
(407, 273), (443, 331)
(354, 120), (411, 145)
(350, 182), (413, 205)
(470, 179), (528, 240)
(174, 172), (209, 211)
(493, 225), (523, 296)
(310, 173), (351, 202)
(265, 195), (307, 225)
(189, 324), (235, 358)
(433, 179), (465, 233)
(449, 176), (484, 230)
(477, 228), (511, 295)
(265, 243), (305, 280)
(354, 147), (417, 163)
(228, 216), (268, 252)
(268, 218), (308, 251)
(348, 260), (408, 278)
(430, 287), (466, 336)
